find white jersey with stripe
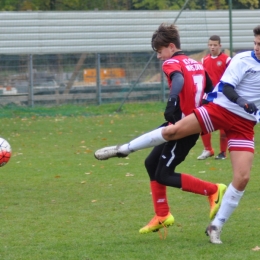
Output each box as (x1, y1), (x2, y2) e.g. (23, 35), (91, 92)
(206, 51), (260, 122)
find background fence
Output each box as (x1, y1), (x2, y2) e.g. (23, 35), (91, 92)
(0, 52), (163, 106)
(0, 9), (259, 107)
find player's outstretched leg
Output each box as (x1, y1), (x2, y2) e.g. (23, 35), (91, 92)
(94, 145), (129, 160)
(95, 127), (168, 160)
(208, 183), (227, 220)
(139, 212), (174, 234)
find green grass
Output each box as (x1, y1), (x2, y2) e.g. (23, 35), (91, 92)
(1, 102), (260, 260)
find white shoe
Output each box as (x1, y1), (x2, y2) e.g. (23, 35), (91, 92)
(197, 149), (214, 160)
(94, 145), (129, 160)
(206, 225), (222, 244)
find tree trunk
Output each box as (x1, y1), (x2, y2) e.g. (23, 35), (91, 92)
(63, 53), (88, 94)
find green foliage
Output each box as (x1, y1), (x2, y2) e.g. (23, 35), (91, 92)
(1, 102), (260, 259)
(236, 0), (259, 8)
(205, 0), (228, 10)
(0, 0), (259, 10)
(0, 0), (135, 11)
(132, 0), (259, 10)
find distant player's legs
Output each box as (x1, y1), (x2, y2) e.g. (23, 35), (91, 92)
(215, 129), (228, 159)
(202, 133), (212, 151)
(197, 133), (214, 160)
(219, 129), (227, 154)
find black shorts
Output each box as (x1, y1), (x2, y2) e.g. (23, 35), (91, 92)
(145, 133), (199, 180)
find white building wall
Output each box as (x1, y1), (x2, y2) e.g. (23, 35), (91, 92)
(0, 10), (259, 54)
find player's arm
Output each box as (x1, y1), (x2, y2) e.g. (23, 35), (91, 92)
(169, 72), (184, 98)
(201, 71), (213, 105)
(164, 72), (184, 123)
(223, 83), (258, 114)
(204, 71), (214, 94)
(226, 57), (232, 67)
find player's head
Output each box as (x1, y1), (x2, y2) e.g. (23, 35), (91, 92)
(151, 23), (181, 61)
(208, 35), (222, 57)
(253, 25), (260, 60)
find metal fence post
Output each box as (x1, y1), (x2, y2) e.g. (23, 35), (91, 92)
(228, 0), (233, 57)
(28, 54), (34, 107)
(96, 53), (101, 105)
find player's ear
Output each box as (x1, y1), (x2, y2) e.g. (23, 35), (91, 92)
(169, 43), (176, 51)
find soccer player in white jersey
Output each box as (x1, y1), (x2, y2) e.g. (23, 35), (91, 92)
(95, 25), (260, 244)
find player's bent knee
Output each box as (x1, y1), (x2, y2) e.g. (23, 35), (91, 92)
(155, 170), (181, 188)
(161, 125), (179, 141)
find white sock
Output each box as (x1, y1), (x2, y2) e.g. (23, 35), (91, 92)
(119, 127), (167, 153)
(212, 183), (244, 227)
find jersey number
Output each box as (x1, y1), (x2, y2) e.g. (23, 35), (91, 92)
(193, 74), (204, 107)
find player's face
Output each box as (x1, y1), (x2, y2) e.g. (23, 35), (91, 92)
(253, 35), (260, 60)
(156, 44), (175, 61)
(208, 40), (221, 56)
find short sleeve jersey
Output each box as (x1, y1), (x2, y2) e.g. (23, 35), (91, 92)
(207, 51), (260, 121)
(202, 53), (231, 87)
(162, 55), (206, 116)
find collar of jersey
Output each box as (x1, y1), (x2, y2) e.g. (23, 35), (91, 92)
(251, 51), (260, 63)
(171, 51), (185, 57)
(210, 52), (222, 58)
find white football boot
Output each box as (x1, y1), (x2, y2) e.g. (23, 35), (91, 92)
(94, 145), (129, 160)
(197, 149), (214, 160)
(206, 225), (223, 244)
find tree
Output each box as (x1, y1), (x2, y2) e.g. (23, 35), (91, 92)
(132, 0), (259, 10)
(0, 0), (258, 11)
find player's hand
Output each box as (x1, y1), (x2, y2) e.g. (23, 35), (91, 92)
(237, 97), (258, 115)
(164, 97), (177, 123)
(244, 103), (258, 114)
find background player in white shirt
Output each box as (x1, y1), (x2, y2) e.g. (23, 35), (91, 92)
(95, 25), (260, 244)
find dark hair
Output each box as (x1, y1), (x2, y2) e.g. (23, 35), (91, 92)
(253, 25), (260, 36)
(151, 23), (181, 51)
(209, 35), (221, 44)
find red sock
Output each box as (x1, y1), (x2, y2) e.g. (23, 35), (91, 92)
(201, 133), (212, 151)
(181, 174), (217, 196)
(150, 181), (169, 217)
(219, 129), (227, 154)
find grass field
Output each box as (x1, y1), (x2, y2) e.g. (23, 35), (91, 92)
(1, 102), (260, 260)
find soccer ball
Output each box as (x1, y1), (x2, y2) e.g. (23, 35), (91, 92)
(0, 137), (11, 167)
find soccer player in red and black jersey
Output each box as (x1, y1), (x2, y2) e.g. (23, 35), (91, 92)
(197, 35), (231, 160)
(136, 24), (227, 235)
(95, 23), (227, 237)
